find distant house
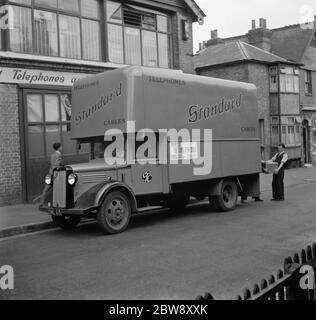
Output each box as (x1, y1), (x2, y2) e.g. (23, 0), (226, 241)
(270, 20), (316, 164)
(194, 22), (302, 165)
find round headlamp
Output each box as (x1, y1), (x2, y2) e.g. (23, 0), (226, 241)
(67, 173), (77, 185)
(45, 174), (52, 185)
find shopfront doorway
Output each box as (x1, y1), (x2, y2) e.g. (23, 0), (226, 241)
(21, 87), (90, 202)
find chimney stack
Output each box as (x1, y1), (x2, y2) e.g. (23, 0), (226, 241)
(259, 18), (267, 28)
(205, 30), (224, 47)
(247, 18), (272, 52)
(211, 29), (218, 39)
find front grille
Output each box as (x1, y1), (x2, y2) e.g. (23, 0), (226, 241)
(52, 170), (67, 208)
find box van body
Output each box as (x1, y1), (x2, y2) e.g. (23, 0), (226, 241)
(39, 66), (261, 234)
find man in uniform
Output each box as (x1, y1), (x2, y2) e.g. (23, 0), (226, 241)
(270, 143), (288, 201)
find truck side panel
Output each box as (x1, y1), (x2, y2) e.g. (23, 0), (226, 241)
(168, 140), (260, 184)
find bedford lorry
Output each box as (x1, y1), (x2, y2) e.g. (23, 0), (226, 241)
(39, 66), (261, 234)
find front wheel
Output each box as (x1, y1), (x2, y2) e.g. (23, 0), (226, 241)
(51, 215), (82, 229)
(97, 191), (131, 234)
(210, 180), (238, 212)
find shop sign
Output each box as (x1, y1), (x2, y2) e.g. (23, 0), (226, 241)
(0, 67), (91, 86)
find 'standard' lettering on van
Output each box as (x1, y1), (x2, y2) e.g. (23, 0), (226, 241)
(74, 83), (122, 125)
(188, 93), (242, 123)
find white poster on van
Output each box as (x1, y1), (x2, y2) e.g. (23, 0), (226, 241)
(0, 67), (91, 86)
(170, 141), (199, 161)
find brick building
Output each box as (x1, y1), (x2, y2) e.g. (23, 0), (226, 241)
(270, 19), (316, 164)
(0, 0), (205, 205)
(194, 19), (306, 165)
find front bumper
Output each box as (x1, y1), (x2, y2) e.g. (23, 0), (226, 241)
(39, 204), (87, 216)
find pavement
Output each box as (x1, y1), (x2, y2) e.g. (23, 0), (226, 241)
(1, 166), (316, 238)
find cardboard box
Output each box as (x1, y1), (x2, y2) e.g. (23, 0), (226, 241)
(264, 161), (278, 174)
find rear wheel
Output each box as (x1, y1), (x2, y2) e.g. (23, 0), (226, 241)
(97, 191), (131, 234)
(209, 180), (238, 212)
(51, 215), (82, 229)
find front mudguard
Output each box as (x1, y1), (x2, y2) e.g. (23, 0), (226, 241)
(75, 181), (137, 213)
(39, 181), (137, 215)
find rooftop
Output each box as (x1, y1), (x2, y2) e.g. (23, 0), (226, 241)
(194, 40), (296, 70)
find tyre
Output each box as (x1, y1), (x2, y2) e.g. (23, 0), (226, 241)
(51, 215), (82, 229)
(211, 180), (238, 212)
(97, 191), (131, 234)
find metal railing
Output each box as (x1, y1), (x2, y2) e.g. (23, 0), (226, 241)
(197, 243), (316, 300)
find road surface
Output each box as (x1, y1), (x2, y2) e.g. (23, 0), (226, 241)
(1, 176), (316, 300)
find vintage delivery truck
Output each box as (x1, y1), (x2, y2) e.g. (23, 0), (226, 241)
(39, 66), (261, 234)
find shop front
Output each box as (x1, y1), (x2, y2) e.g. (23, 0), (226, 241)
(0, 66), (94, 202)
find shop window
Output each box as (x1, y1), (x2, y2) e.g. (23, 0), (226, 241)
(8, 0), (101, 61)
(10, 0), (31, 5)
(60, 94), (72, 122)
(124, 27), (141, 65)
(44, 95), (59, 122)
(25, 91), (87, 158)
(58, 0), (79, 13)
(142, 30), (158, 67)
(27, 94), (43, 122)
(81, 0), (99, 19)
(107, 23), (124, 64)
(28, 125), (45, 157)
(34, 0), (56, 9)
(82, 19), (101, 61)
(106, 1), (172, 68)
(157, 15), (168, 32)
(45, 124), (61, 155)
(9, 6), (32, 53)
(158, 33), (169, 68)
(34, 10), (58, 56)
(107, 1), (122, 23)
(59, 15), (81, 59)
(305, 70), (312, 95)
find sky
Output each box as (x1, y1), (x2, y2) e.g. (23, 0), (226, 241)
(192, 0), (316, 52)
